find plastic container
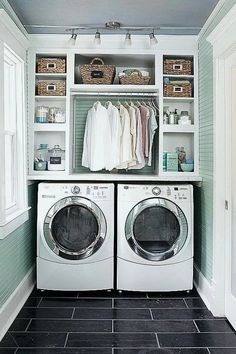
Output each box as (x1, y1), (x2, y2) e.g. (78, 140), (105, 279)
(47, 145), (65, 171)
(35, 106), (48, 123)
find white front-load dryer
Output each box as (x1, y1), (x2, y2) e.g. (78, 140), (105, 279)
(117, 184), (193, 292)
(37, 183), (114, 291)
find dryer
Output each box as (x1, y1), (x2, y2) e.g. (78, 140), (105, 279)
(117, 184), (193, 292)
(37, 183), (114, 291)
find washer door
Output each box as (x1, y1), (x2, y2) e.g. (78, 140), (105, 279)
(43, 196), (106, 260)
(125, 198), (188, 261)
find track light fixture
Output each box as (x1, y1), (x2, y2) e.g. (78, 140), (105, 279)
(66, 22), (160, 48)
(149, 32), (158, 47)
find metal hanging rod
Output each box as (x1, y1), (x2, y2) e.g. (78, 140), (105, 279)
(71, 92), (158, 97)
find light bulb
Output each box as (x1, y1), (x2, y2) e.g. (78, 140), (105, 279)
(94, 31), (101, 46)
(149, 32), (158, 47)
(68, 33), (77, 47)
(124, 32), (132, 47)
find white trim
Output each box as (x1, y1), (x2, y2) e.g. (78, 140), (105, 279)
(0, 9), (28, 49)
(0, 0), (28, 37)
(206, 3), (236, 318)
(193, 264), (214, 312)
(0, 207), (30, 239)
(0, 265), (35, 341)
(198, 0), (227, 40)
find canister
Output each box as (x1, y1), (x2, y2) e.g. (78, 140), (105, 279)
(35, 106), (48, 123)
(47, 145), (65, 171)
(166, 152), (178, 172)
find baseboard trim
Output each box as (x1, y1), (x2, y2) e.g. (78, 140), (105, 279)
(193, 264), (213, 311)
(0, 265), (35, 341)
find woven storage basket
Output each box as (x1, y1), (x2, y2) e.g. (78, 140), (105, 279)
(119, 72), (150, 85)
(164, 82), (192, 97)
(80, 57), (115, 84)
(164, 59), (192, 75)
(37, 58), (66, 73)
(37, 80), (66, 96)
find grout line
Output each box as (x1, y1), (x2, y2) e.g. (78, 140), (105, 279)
(14, 349), (18, 354)
(193, 320), (200, 332)
(183, 298), (189, 308)
(112, 319), (114, 333)
(71, 308), (76, 319)
(64, 332), (69, 348)
(25, 318), (32, 332)
(155, 332), (160, 347)
(150, 309), (154, 320)
(112, 298), (114, 308)
(207, 348), (211, 354)
(37, 297), (43, 307)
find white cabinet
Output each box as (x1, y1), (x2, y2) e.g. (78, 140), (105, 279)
(27, 48), (200, 181)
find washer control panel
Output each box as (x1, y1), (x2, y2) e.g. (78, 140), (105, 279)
(120, 185), (191, 201)
(71, 185), (80, 195)
(152, 186), (161, 196)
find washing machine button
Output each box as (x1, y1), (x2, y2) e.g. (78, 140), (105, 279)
(152, 186), (161, 196)
(71, 186), (80, 195)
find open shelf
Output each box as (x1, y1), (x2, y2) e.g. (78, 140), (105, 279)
(33, 123), (66, 132)
(71, 84), (158, 94)
(162, 125), (195, 133)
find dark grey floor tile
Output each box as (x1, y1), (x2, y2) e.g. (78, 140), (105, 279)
(9, 319), (30, 332)
(209, 349), (236, 353)
(24, 297), (42, 307)
(114, 299), (186, 309)
(152, 308), (214, 320)
(73, 308), (151, 320)
(184, 298), (207, 308)
(148, 288), (199, 298)
(78, 291), (148, 298)
(31, 288), (78, 298)
(0, 349), (17, 354)
(66, 333), (157, 348)
(39, 298), (112, 308)
(0, 333), (16, 347)
(158, 332), (236, 348)
(196, 319), (235, 332)
(114, 320), (197, 333)
(27, 319), (112, 332)
(11, 332), (67, 347)
(17, 307), (73, 319)
(114, 349), (209, 354)
(17, 348), (112, 354)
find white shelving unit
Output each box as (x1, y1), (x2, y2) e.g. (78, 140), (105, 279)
(27, 45), (201, 182)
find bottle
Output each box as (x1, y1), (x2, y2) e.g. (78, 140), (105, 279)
(176, 147), (186, 171)
(174, 109), (179, 124)
(169, 112), (175, 124)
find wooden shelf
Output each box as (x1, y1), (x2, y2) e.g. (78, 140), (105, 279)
(35, 95), (67, 100)
(71, 84), (159, 94)
(163, 74), (194, 78)
(33, 123), (66, 131)
(162, 125), (195, 133)
(163, 97), (194, 103)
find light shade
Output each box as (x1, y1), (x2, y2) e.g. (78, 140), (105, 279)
(94, 30), (101, 46)
(68, 33), (77, 47)
(124, 32), (132, 47)
(149, 32), (158, 46)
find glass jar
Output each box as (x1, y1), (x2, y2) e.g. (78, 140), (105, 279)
(54, 108), (66, 123)
(34, 144), (48, 170)
(47, 145), (65, 171)
(176, 147), (186, 171)
(35, 106), (48, 123)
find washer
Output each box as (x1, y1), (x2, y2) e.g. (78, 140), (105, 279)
(37, 183), (114, 291)
(117, 184), (193, 292)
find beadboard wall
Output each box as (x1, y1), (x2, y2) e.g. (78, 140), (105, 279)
(0, 183), (37, 308)
(195, 0), (236, 282)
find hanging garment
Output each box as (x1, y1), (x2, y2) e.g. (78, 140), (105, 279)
(147, 107), (158, 166)
(128, 105), (145, 170)
(127, 105), (138, 168)
(116, 104), (133, 169)
(106, 102), (122, 170)
(139, 105), (150, 158)
(82, 101), (111, 171)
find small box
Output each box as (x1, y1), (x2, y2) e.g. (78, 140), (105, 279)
(166, 153), (178, 172)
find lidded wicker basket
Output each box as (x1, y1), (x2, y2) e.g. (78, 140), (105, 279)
(80, 57), (115, 84)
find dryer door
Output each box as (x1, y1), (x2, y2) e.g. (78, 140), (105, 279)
(125, 198), (188, 261)
(43, 196), (106, 260)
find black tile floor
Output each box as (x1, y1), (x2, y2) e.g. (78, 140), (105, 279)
(1, 288), (236, 353)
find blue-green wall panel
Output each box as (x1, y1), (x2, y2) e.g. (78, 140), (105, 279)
(0, 183), (37, 308)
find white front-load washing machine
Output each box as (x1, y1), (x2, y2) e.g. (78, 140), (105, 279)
(117, 184), (193, 292)
(37, 183), (114, 291)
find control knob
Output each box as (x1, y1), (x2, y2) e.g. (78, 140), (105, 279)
(152, 186), (161, 196)
(71, 186), (80, 195)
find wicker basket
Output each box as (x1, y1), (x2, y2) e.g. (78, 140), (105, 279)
(37, 80), (66, 96)
(37, 58), (66, 73)
(164, 59), (192, 75)
(80, 58), (115, 84)
(164, 82), (192, 97)
(119, 72), (150, 85)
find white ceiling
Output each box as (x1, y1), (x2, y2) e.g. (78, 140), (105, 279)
(7, 0), (220, 35)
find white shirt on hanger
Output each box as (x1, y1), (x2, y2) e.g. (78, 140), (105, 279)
(82, 101), (111, 171)
(116, 104), (132, 169)
(128, 105), (138, 168)
(128, 105), (145, 170)
(106, 102), (122, 170)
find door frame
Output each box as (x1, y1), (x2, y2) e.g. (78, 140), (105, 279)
(207, 4), (236, 317)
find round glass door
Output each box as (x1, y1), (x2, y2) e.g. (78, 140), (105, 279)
(43, 196), (106, 260)
(125, 198), (188, 261)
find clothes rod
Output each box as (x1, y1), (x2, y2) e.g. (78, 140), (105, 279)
(71, 92), (158, 97)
